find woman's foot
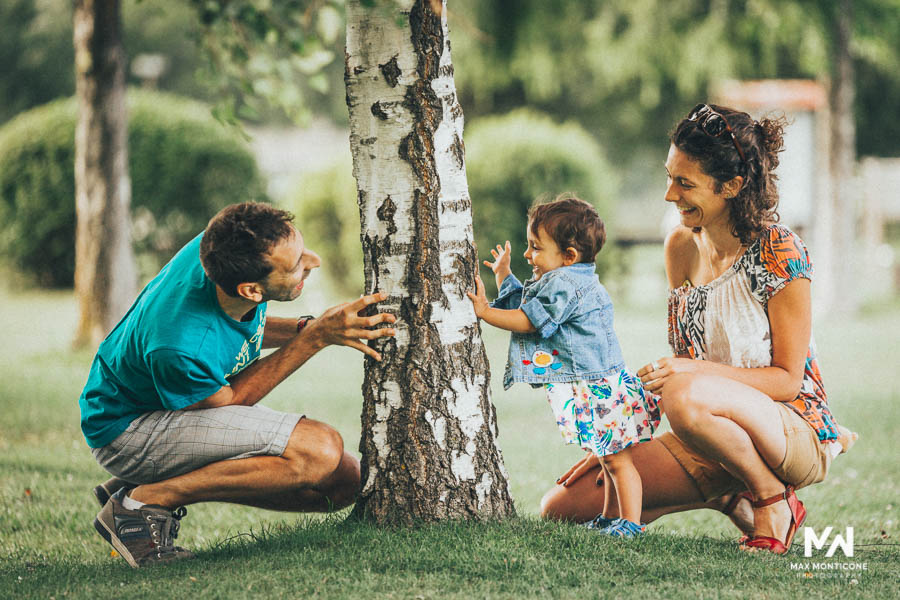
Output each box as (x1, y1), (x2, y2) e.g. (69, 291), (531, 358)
(719, 491), (754, 543)
(837, 424), (858, 454)
(741, 487), (806, 554)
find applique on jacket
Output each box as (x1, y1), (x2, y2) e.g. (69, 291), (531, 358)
(522, 349), (562, 375)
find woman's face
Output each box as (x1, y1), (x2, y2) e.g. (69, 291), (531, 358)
(664, 144), (732, 231)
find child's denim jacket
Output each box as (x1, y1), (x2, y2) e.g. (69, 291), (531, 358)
(491, 263), (625, 390)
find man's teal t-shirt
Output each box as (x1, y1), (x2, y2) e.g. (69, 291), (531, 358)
(79, 234), (268, 448)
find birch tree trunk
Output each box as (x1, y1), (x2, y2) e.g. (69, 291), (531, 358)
(345, 0), (515, 524)
(72, 0), (136, 348)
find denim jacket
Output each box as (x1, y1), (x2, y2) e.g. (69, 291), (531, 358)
(491, 263), (625, 390)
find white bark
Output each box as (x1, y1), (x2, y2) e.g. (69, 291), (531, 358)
(345, 0), (513, 523)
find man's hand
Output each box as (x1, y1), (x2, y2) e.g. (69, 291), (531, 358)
(467, 275), (490, 318)
(303, 292), (396, 361)
(484, 241), (512, 289)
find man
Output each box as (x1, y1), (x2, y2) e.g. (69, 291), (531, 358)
(79, 202), (395, 568)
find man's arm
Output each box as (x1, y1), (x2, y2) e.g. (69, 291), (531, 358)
(189, 292), (396, 409)
(261, 316), (306, 349)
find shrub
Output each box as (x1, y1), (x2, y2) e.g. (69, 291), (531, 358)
(285, 151), (365, 297)
(465, 109), (620, 293)
(0, 89), (266, 287)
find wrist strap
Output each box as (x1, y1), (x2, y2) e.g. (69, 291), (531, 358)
(296, 315), (315, 333)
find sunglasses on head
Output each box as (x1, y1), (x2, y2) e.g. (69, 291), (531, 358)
(687, 103), (747, 163)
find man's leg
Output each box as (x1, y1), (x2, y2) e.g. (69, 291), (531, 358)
(129, 418), (360, 511)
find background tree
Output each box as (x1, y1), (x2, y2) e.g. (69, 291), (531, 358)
(72, 0), (136, 348)
(345, 0), (515, 524)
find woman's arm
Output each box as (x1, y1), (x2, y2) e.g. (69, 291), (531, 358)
(641, 279), (809, 401)
(643, 229), (810, 401)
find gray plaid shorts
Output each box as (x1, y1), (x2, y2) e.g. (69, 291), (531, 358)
(91, 405), (304, 484)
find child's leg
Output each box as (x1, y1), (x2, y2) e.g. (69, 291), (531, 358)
(600, 459), (618, 518)
(601, 447), (642, 525)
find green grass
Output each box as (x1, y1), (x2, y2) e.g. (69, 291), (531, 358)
(1, 284), (898, 598)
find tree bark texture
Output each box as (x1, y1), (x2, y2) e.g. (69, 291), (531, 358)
(345, 0), (515, 525)
(828, 0), (857, 314)
(73, 0), (136, 348)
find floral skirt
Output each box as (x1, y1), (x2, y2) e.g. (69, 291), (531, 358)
(545, 370), (661, 457)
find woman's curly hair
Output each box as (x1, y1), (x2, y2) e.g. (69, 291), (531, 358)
(670, 104), (787, 244)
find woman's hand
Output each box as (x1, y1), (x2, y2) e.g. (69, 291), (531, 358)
(467, 275), (490, 318)
(637, 357), (704, 394)
(556, 453), (603, 487)
(484, 241), (512, 287)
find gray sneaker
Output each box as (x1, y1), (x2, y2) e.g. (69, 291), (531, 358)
(93, 488), (195, 568)
(93, 476), (133, 507)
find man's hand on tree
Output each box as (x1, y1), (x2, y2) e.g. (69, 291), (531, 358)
(303, 292), (396, 361)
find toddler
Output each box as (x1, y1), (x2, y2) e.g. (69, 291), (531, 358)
(468, 195), (660, 537)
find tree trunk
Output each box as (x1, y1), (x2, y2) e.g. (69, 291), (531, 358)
(345, 0), (515, 525)
(72, 0), (136, 348)
(828, 0), (857, 315)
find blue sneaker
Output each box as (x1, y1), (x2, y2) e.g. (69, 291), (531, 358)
(597, 518), (646, 538)
(583, 513), (616, 530)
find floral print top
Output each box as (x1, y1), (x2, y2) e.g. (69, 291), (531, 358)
(667, 225), (839, 442)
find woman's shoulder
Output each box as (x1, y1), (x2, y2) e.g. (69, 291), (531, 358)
(753, 224), (812, 271)
(664, 226), (699, 288)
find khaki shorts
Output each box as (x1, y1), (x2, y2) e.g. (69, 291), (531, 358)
(658, 402), (832, 501)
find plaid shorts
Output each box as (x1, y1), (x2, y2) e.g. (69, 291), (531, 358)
(91, 405), (303, 484)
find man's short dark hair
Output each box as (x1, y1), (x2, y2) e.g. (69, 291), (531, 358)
(528, 194), (606, 263)
(200, 202), (296, 296)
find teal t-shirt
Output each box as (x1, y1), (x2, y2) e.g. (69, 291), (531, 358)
(79, 234), (268, 448)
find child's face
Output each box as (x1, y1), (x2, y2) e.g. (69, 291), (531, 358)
(524, 224), (567, 280)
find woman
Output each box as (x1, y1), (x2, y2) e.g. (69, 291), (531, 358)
(540, 103), (854, 554)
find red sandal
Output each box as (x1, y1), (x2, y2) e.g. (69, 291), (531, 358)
(741, 486), (807, 555)
(721, 491), (753, 544)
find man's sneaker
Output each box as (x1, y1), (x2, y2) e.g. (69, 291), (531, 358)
(93, 488), (195, 568)
(93, 476), (133, 507)
(595, 517), (646, 538)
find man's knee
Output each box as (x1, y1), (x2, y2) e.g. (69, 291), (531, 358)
(283, 419), (346, 485)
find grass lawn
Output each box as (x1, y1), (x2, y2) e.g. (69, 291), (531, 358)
(1, 282), (898, 598)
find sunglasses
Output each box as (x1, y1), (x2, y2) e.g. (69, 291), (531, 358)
(687, 104), (747, 163)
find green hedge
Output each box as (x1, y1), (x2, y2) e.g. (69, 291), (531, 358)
(466, 109), (620, 292)
(286, 109), (619, 297)
(288, 150), (364, 296)
(0, 89), (266, 287)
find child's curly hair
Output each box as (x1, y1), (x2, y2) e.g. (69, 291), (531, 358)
(528, 194), (606, 263)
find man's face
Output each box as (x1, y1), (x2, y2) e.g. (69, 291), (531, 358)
(259, 229), (321, 302)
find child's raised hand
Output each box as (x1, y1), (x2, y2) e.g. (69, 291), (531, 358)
(466, 275), (490, 318)
(484, 241), (512, 285)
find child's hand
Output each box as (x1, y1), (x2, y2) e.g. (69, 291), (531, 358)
(484, 241), (512, 284)
(467, 275), (490, 318)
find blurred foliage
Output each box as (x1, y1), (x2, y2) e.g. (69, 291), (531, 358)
(0, 89), (266, 288)
(466, 110), (621, 294)
(0, 0), (348, 129)
(285, 110), (620, 296)
(450, 0), (900, 158)
(188, 0), (348, 126)
(286, 150), (364, 296)
(0, 0), (75, 125)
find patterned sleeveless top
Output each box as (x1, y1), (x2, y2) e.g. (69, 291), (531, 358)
(667, 225), (839, 442)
